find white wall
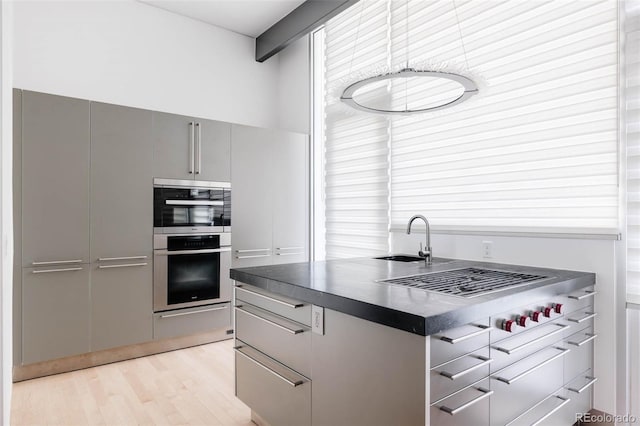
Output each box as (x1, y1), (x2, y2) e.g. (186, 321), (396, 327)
(392, 231), (619, 415)
(12, 0), (280, 129)
(276, 35), (310, 134)
(0, 1), (13, 423)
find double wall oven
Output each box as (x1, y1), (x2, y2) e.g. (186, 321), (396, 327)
(153, 178), (232, 313)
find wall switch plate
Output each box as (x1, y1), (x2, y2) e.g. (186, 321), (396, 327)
(312, 305), (324, 335)
(482, 241), (493, 258)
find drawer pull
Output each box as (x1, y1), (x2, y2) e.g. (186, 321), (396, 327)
(568, 312), (597, 323)
(235, 348), (304, 387)
(567, 376), (597, 394)
(32, 267), (83, 274)
(568, 290), (597, 300)
(236, 254), (271, 259)
(98, 256), (148, 261)
(276, 247), (303, 251)
(236, 306), (305, 335)
(235, 285), (305, 309)
(440, 356), (492, 380)
(493, 323), (568, 355)
(98, 262), (148, 269)
(531, 396), (571, 426)
(32, 259), (82, 266)
(275, 252), (303, 256)
(568, 333), (597, 347)
(494, 347), (569, 385)
(439, 387), (493, 415)
(439, 324), (492, 344)
(160, 306), (228, 318)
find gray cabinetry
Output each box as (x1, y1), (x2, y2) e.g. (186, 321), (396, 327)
(153, 112), (230, 181)
(231, 125), (309, 267)
(21, 91), (90, 266)
(22, 266), (90, 364)
(90, 102), (153, 351)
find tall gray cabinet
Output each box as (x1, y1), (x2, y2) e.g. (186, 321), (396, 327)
(20, 91), (91, 364)
(231, 125), (309, 268)
(90, 102), (153, 351)
(153, 112), (231, 181)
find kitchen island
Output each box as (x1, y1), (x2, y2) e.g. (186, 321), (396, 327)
(230, 257), (597, 426)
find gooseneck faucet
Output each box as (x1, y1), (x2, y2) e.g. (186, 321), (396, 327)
(406, 214), (432, 264)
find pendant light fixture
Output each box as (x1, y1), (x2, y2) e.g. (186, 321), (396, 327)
(340, 0), (479, 116)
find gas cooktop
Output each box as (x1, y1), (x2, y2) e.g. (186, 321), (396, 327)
(378, 267), (551, 298)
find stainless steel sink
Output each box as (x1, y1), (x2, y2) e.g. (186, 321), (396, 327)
(374, 255), (453, 264)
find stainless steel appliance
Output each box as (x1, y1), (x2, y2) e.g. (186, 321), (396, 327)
(153, 233), (232, 312)
(154, 178), (231, 234)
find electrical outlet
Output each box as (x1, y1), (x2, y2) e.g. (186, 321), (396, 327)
(482, 241), (493, 258)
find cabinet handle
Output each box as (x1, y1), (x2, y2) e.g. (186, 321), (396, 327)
(32, 259), (82, 266)
(568, 333), (597, 347)
(276, 247), (304, 251)
(235, 348), (304, 387)
(196, 122), (201, 175)
(98, 262), (148, 269)
(439, 324), (492, 344)
(568, 290), (597, 300)
(492, 323), (569, 354)
(32, 267), (83, 274)
(97, 256), (148, 261)
(189, 121), (195, 174)
(275, 252), (303, 256)
(567, 376), (597, 394)
(236, 249), (271, 253)
(568, 312), (597, 323)
(235, 306), (305, 334)
(439, 387), (493, 415)
(531, 396), (571, 426)
(235, 285), (305, 309)
(439, 355), (492, 380)
(165, 200), (224, 206)
(236, 254), (271, 259)
(159, 305), (227, 318)
(494, 347), (569, 385)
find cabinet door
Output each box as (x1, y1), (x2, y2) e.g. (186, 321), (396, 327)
(195, 119), (231, 182)
(90, 102), (153, 260)
(91, 262), (152, 351)
(22, 266), (90, 364)
(272, 131), (309, 264)
(21, 91), (90, 266)
(231, 125), (273, 268)
(152, 112), (196, 180)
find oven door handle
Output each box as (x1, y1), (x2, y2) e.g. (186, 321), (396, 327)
(155, 247), (231, 256)
(165, 200), (224, 206)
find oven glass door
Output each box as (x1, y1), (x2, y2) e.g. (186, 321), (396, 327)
(154, 188), (225, 228)
(167, 252), (220, 305)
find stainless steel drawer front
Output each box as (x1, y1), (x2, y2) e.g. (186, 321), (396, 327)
(431, 378), (491, 426)
(493, 347), (569, 385)
(431, 347), (492, 402)
(431, 319), (491, 367)
(235, 283), (311, 327)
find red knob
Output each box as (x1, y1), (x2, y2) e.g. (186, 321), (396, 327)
(554, 303), (563, 314)
(502, 319), (516, 332)
(530, 311), (542, 322)
(518, 315), (529, 327)
(544, 306), (553, 318)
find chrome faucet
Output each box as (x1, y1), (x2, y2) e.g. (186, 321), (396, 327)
(406, 214), (432, 264)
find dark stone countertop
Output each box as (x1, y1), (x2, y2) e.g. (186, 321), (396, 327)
(230, 256), (595, 336)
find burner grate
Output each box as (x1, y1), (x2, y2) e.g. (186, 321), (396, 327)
(380, 268), (549, 298)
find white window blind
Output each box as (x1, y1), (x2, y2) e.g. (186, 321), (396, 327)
(626, 0), (640, 299)
(322, 0), (619, 259)
(389, 0), (619, 233)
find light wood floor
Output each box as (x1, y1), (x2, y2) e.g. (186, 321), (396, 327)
(11, 340), (253, 426)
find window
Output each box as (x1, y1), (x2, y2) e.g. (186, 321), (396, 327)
(319, 0), (619, 259)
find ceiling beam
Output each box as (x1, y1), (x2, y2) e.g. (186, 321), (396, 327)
(255, 0), (360, 63)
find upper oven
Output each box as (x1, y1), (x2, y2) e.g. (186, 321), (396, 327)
(154, 178), (231, 234)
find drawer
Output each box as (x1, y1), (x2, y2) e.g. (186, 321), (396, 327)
(235, 304), (311, 377)
(559, 286), (597, 317)
(490, 321), (569, 372)
(430, 378), (491, 426)
(564, 307), (596, 333)
(564, 326), (595, 383)
(235, 345), (311, 426)
(565, 369), (596, 423)
(153, 303), (231, 340)
(490, 345), (568, 426)
(430, 318), (491, 366)
(431, 347), (491, 403)
(235, 283), (311, 326)
(507, 393), (571, 426)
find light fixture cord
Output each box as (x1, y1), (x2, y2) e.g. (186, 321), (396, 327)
(348, 0), (367, 77)
(452, 0), (470, 70)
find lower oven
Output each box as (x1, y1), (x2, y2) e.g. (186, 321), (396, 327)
(153, 233), (232, 312)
